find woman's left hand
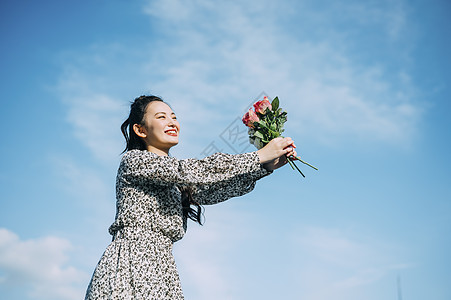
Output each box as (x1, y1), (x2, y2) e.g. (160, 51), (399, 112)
(262, 145), (297, 171)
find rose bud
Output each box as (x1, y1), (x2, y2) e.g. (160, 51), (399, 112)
(253, 98), (272, 115)
(242, 109), (259, 128)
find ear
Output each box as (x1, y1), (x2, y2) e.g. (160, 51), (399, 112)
(133, 124), (147, 138)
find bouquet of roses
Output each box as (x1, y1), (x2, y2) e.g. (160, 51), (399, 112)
(242, 96), (317, 177)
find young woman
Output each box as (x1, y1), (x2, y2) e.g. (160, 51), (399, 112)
(85, 95), (297, 299)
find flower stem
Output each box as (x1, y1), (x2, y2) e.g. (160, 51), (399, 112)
(288, 157), (305, 177)
(292, 156), (318, 170)
(287, 157), (295, 170)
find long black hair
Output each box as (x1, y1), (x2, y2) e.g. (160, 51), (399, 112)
(121, 95), (203, 225)
(120, 95), (162, 153)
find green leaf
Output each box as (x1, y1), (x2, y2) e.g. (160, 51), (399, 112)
(257, 120), (268, 128)
(270, 122), (277, 131)
(272, 96), (279, 111)
(254, 130), (264, 139)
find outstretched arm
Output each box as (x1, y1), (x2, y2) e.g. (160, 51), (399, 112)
(119, 150), (270, 187)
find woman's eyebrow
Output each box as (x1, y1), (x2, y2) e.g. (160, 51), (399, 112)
(154, 111), (176, 116)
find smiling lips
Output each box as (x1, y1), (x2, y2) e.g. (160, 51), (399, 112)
(165, 129), (178, 136)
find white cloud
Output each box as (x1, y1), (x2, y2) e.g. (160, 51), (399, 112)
(55, 0), (423, 160)
(142, 0), (422, 147)
(291, 226), (413, 300)
(174, 212), (414, 300)
(0, 228), (87, 300)
(342, 0), (408, 40)
(66, 94), (124, 162)
(58, 89), (126, 164)
(50, 155), (115, 217)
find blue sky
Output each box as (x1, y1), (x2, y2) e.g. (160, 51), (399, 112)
(0, 0), (450, 299)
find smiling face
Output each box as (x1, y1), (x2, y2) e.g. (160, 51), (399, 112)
(133, 101), (180, 155)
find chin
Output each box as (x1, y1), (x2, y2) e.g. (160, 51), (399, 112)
(167, 139), (179, 147)
(159, 135), (179, 149)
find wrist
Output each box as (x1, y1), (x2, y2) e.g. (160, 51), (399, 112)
(257, 149), (269, 164)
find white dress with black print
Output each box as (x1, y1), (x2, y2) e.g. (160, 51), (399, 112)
(85, 150), (271, 300)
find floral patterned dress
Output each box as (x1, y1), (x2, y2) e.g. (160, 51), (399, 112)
(85, 150), (271, 299)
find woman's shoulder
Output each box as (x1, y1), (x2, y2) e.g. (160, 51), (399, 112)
(120, 149), (159, 166)
(123, 149), (156, 157)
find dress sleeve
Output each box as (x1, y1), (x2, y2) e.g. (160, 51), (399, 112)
(119, 150), (270, 188)
(191, 151), (272, 205)
(191, 170), (270, 205)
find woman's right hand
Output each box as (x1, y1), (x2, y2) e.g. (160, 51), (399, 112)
(257, 137), (296, 170)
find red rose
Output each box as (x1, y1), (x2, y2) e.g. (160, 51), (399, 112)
(242, 109), (259, 128)
(253, 97), (272, 114)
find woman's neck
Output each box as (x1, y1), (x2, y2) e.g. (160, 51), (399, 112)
(146, 145), (169, 156)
